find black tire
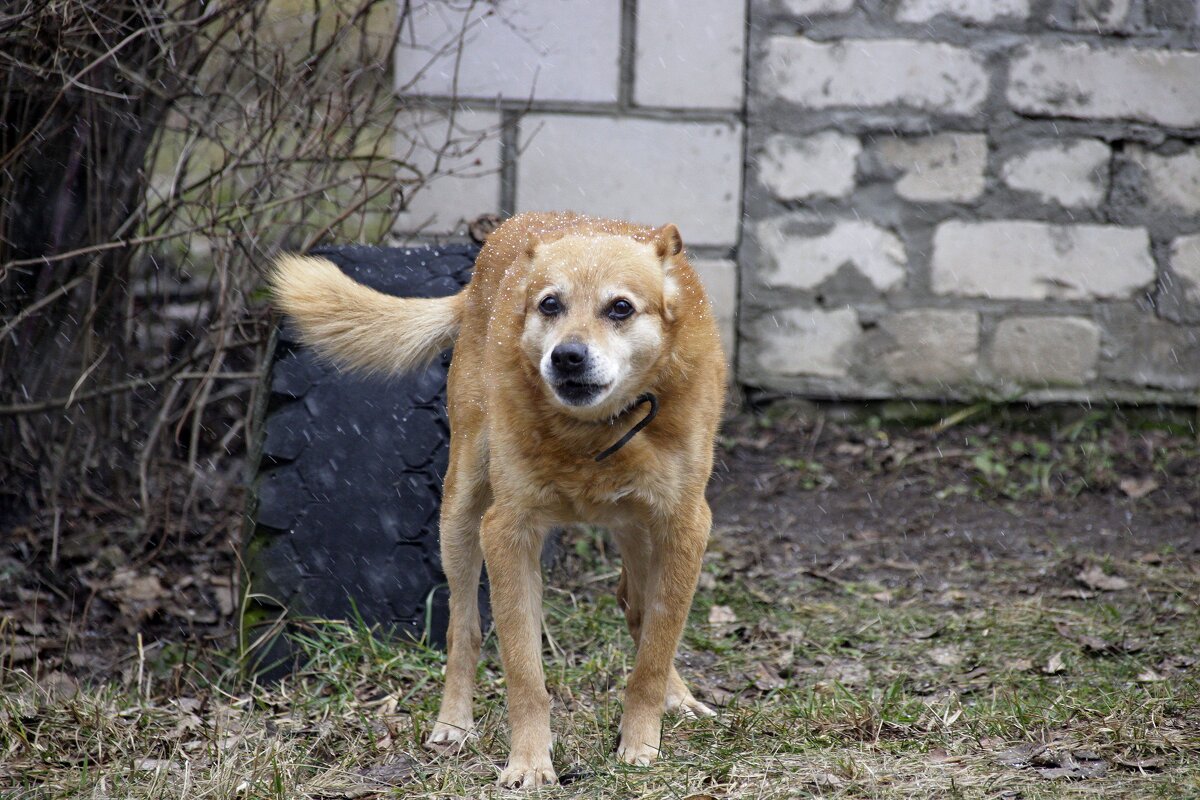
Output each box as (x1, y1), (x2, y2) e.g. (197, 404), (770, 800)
(243, 243), (482, 673)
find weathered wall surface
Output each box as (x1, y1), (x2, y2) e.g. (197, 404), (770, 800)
(392, 0), (744, 360)
(742, 0), (1200, 403)
(394, 0), (1200, 404)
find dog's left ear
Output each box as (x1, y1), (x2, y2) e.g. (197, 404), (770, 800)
(653, 224), (683, 322)
(654, 223), (684, 260)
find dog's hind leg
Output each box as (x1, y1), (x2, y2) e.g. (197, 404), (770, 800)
(614, 529), (715, 721)
(480, 505), (557, 788)
(427, 432), (489, 749)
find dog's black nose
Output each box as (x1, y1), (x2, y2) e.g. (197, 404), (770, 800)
(551, 342), (587, 372)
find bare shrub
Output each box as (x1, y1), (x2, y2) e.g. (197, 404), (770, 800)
(0, 0), (489, 557)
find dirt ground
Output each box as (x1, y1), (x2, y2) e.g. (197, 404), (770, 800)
(2, 403), (1198, 798)
(710, 401), (1198, 588)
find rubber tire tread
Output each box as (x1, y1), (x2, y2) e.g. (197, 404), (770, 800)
(245, 243), (480, 658)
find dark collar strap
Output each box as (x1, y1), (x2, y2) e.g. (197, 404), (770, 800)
(594, 393), (658, 462)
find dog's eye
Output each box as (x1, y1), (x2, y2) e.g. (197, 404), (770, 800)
(607, 298), (635, 320)
(538, 295), (562, 316)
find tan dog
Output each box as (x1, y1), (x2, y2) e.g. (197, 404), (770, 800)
(271, 212), (726, 788)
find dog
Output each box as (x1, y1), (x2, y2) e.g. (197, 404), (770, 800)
(271, 212), (726, 788)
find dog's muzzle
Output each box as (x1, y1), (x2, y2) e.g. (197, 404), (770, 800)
(548, 342), (609, 406)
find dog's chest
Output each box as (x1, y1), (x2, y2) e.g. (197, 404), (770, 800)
(542, 464), (679, 528)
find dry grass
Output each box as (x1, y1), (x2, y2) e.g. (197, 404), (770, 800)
(2, 527), (1197, 799)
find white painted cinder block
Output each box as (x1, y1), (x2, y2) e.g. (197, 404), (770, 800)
(757, 217), (907, 291)
(634, 0), (746, 110)
(896, 0), (1029, 23)
(782, 0), (855, 14)
(1000, 139), (1111, 208)
(750, 307), (860, 378)
(515, 115), (743, 247)
(877, 133), (987, 202)
(394, 108), (503, 235)
(689, 258), (738, 362)
(761, 37), (988, 115)
(395, 1), (621, 103)
(1008, 44), (1200, 128)
(1169, 234), (1200, 305)
(990, 317), (1101, 385)
(1132, 145), (1200, 215)
(931, 220), (1155, 300)
(759, 132), (861, 200)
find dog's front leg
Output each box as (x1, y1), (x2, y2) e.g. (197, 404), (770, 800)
(617, 500), (710, 766)
(480, 506), (556, 788)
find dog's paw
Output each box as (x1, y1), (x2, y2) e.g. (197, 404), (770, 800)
(664, 687), (717, 719)
(616, 737), (659, 767)
(497, 757), (558, 789)
(424, 720), (472, 752)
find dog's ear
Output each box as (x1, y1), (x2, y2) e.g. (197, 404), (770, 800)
(653, 224), (683, 323)
(654, 224), (684, 261)
(523, 238), (539, 261)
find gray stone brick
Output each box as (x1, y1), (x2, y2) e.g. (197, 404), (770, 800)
(395, 0), (621, 103)
(759, 132), (861, 200)
(749, 307), (860, 378)
(393, 108), (503, 235)
(761, 37), (988, 115)
(896, 0), (1029, 23)
(1000, 139), (1111, 208)
(878, 133), (987, 202)
(1008, 44), (1200, 128)
(931, 220), (1155, 300)
(634, 0), (745, 110)
(990, 317), (1101, 386)
(881, 310), (980, 384)
(1168, 234), (1200, 305)
(1101, 308), (1200, 391)
(758, 217), (907, 291)
(515, 115), (743, 247)
(1132, 145), (1200, 215)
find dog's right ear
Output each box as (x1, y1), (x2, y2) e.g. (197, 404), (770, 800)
(654, 224), (684, 261)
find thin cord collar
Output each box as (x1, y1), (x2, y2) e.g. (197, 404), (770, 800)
(594, 393), (658, 462)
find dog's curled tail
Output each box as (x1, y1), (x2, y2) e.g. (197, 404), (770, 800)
(269, 254), (464, 376)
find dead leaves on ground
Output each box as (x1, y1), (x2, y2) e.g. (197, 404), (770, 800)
(996, 742), (1109, 780)
(1076, 565), (1131, 593)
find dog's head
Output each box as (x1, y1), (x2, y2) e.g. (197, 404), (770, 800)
(518, 224), (683, 419)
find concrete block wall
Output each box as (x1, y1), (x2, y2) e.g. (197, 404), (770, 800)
(394, 0), (1200, 404)
(393, 0), (745, 360)
(742, 0), (1200, 404)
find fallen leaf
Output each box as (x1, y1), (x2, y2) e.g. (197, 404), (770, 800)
(1005, 658), (1034, 672)
(1054, 622), (1141, 655)
(997, 742), (1047, 767)
(1136, 669), (1164, 683)
(1119, 476), (1159, 499)
(1043, 652), (1066, 674)
(822, 661), (870, 687)
(871, 590), (894, 604)
(707, 605), (737, 625)
(753, 663), (786, 692)
(811, 772), (844, 788)
(910, 627), (941, 640)
(929, 645), (964, 668)
(702, 685), (734, 706)
(1076, 566), (1130, 592)
(1114, 755), (1165, 771)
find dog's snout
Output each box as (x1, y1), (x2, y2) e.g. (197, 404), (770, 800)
(550, 342), (588, 372)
